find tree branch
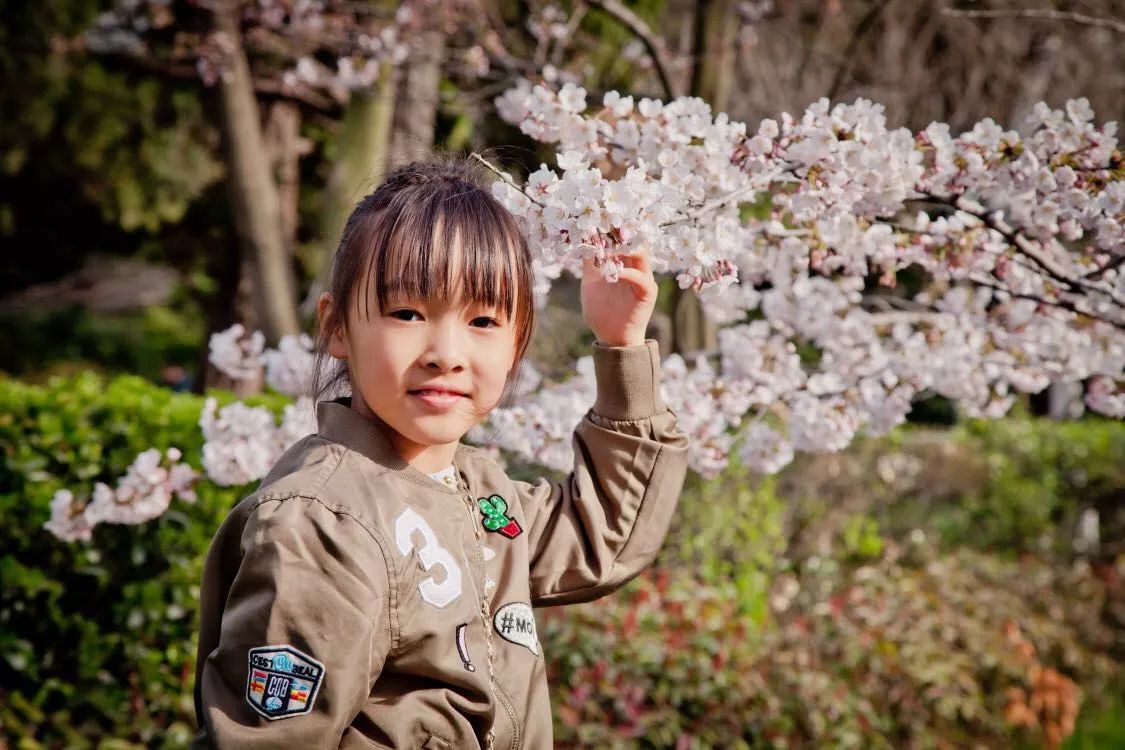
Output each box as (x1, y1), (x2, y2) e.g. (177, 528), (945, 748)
(95, 47), (339, 112)
(968, 273), (1125, 332)
(1081, 252), (1125, 280)
(941, 7), (1125, 35)
(826, 0), (891, 102)
(921, 193), (1124, 308)
(584, 0), (682, 99)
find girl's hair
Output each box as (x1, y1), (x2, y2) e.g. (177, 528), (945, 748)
(310, 155), (537, 413)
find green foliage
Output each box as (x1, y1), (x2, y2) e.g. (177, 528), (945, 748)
(658, 452), (787, 625)
(0, 0), (223, 297)
(546, 546), (1121, 749)
(1, 11), (222, 236)
(932, 416), (1125, 555)
(737, 191), (773, 223)
(63, 66), (223, 232)
(839, 513), (884, 562)
(781, 415), (1124, 563)
(0, 372), (286, 746)
(1059, 681), (1125, 750)
(580, 0), (667, 94)
(0, 298), (205, 384)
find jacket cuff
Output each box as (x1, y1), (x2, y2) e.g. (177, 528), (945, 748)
(591, 339), (667, 421)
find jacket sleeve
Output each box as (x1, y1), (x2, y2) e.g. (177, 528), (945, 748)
(515, 339), (690, 607)
(196, 496), (394, 748)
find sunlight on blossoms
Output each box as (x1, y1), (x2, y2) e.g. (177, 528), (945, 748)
(44, 448), (198, 542)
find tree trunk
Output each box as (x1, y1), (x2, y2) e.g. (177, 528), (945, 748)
(301, 61), (398, 316)
(669, 0), (738, 356)
(690, 0), (739, 116)
(387, 27), (447, 170)
(263, 99), (309, 264)
(213, 2), (299, 343)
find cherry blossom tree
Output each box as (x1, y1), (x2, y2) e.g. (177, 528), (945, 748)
(45, 84), (1122, 540)
(45, 0), (1123, 538)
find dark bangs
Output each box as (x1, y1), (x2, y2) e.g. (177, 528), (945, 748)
(362, 183), (529, 332)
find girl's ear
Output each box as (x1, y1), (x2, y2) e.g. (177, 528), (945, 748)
(317, 292), (350, 360)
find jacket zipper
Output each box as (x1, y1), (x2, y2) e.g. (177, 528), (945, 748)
(457, 480), (521, 750)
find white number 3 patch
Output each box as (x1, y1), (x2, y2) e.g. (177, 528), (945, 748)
(395, 507), (462, 608)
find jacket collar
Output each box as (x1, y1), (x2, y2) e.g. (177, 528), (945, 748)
(315, 397), (473, 494)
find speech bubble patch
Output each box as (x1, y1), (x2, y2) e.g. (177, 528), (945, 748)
(492, 601), (539, 656)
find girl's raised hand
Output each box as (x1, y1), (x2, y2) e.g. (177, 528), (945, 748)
(580, 245), (659, 348)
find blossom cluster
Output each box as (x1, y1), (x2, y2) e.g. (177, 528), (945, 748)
(210, 324), (323, 397)
(199, 325), (326, 486)
(199, 395), (316, 487)
(44, 448), (198, 542)
(208, 323), (266, 381)
(487, 82), (1124, 468)
(44, 329), (326, 540)
(479, 357), (597, 473)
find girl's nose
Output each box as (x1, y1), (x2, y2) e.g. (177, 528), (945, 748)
(421, 322), (467, 372)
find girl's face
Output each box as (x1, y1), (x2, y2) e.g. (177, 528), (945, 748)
(320, 276), (519, 473)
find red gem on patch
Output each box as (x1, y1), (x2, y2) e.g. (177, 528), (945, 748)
(497, 518), (522, 539)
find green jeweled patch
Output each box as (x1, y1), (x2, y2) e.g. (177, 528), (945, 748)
(478, 494), (523, 539)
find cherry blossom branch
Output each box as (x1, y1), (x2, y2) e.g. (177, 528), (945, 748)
(470, 152), (547, 208)
(95, 47), (338, 110)
(921, 193), (1125, 308)
(1082, 252), (1125, 280)
(966, 273), (1125, 332)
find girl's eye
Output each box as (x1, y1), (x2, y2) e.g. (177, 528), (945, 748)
(391, 309), (422, 322)
(471, 316), (501, 329)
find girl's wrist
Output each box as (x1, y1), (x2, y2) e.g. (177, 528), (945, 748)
(593, 334), (647, 348)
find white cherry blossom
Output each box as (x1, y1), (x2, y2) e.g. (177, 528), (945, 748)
(44, 448), (199, 541)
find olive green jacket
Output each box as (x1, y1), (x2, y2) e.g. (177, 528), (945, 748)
(191, 339), (690, 749)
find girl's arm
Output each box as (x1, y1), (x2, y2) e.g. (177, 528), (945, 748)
(514, 245), (689, 605)
(195, 497), (393, 746)
(516, 338), (690, 606)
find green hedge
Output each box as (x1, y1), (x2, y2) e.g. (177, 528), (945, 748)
(935, 416), (1125, 555)
(0, 372), (285, 747)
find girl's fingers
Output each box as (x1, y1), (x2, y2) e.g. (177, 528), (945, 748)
(583, 244), (652, 280)
(611, 244), (651, 271)
(613, 266), (657, 299)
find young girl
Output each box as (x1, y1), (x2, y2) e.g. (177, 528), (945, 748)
(191, 158), (690, 749)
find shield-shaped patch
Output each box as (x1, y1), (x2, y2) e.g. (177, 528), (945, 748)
(245, 644), (325, 720)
